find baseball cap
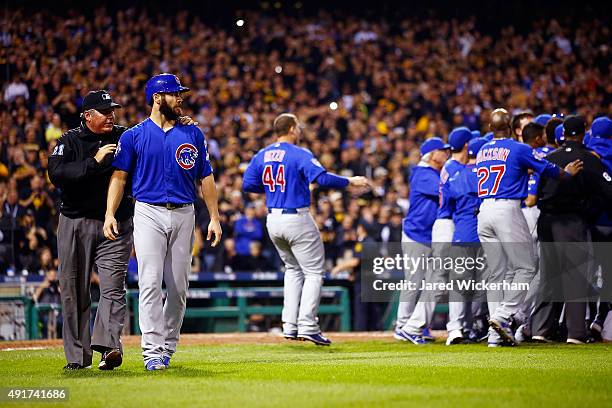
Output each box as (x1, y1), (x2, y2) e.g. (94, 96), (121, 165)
(483, 132), (494, 141)
(563, 115), (586, 137)
(448, 127), (473, 150)
(471, 130), (481, 140)
(420, 137), (451, 156)
(468, 137), (488, 157)
(591, 116), (612, 139)
(82, 90), (121, 111)
(555, 124), (565, 145)
(534, 114), (552, 126)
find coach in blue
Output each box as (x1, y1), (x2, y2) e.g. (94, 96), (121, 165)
(103, 73), (222, 370)
(242, 113), (369, 346)
(394, 137), (450, 344)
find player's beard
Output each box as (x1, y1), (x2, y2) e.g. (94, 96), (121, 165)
(160, 97), (181, 121)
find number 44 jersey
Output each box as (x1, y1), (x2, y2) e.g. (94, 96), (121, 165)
(475, 138), (562, 200)
(242, 142), (326, 209)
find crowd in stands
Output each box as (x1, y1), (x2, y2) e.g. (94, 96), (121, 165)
(0, 6), (610, 280)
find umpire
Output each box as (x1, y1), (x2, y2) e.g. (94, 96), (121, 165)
(48, 90), (133, 370)
(532, 115), (612, 344)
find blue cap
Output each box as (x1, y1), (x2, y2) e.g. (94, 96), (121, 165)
(145, 73), (190, 105)
(468, 137), (488, 157)
(555, 124), (565, 145)
(420, 137), (451, 156)
(534, 114), (552, 126)
(483, 132), (494, 141)
(471, 130), (481, 140)
(591, 116), (612, 139)
(448, 127), (473, 150)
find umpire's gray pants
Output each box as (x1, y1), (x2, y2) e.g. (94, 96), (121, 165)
(396, 232), (432, 329)
(58, 214), (132, 367)
(477, 199), (537, 323)
(267, 209), (324, 335)
(134, 201), (194, 364)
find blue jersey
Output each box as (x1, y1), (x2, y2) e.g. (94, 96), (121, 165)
(448, 164), (480, 243)
(475, 138), (561, 200)
(437, 158), (465, 219)
(587, 137), (612, 173)
(113, 118), (213, 204)
(403, 165), (440, 243)
(526, 145), (554, 197)
(242, 142), (326, 209)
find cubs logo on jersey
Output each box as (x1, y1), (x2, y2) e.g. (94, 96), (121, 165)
(175, 143), (198, 170)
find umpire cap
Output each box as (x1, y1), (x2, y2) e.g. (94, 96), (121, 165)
(145, 73), (190, 105)
(82, 90), (121, 111)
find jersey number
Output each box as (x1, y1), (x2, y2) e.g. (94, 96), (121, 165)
(262, 165), (286, 192)
(477, 165), (506, 196)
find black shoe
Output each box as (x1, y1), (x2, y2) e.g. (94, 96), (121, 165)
(99, 349), (123, 370)
(63, 363), (84, 371)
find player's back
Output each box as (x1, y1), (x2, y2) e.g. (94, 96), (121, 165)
(437, 158), (465, 219)
(244, 142), (324, 209)
(448, 164), (480, 243)
(476, 138), (556, 200)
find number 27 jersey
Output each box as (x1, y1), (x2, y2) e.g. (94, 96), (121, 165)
(475, 138), (561, 200)
(242, 142), (326, 209)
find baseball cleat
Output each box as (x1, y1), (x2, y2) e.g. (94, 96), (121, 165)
(145, 358), (166, 371)
(297, 332), (332, 346)
(98, 348), (122, 370)
(489, 319), (516, 346)
(422, 327), (435, 342)
(532, 335), (553, 343)
(283, 332), (298, 340)
(514, 324), (531, 344)
(63, 363), (85, 371)
(566, 337), (586, 345)
(446, 329), (465, 346)
(395, 329), (427, 345)
(162, 354), (171, 367)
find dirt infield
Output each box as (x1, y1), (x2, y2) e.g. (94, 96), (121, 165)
(0, 331), (449, 350)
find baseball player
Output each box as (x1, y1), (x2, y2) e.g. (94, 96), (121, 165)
(446, 137), (490, 343)
(397, 128), (471, 345)
(242, 113), (368, 346)
(104, 73), (222, 370)
(476, 108), (582, 347)
(394, 137), (450, 344)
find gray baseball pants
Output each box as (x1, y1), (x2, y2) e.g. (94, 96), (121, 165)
(133, 201), (195, 364)
(58, 214), (132, 367)
(477, 199), (537, 323)
(267, 208), (325, 335)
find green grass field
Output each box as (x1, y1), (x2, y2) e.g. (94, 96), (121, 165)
(1, 340), (611, 407)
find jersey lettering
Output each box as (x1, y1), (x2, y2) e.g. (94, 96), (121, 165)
(264, 150), (286, 163)
(262, 164), (286, 192)
(477, 168), (489, 196)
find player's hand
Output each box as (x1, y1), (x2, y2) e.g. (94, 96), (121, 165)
(564, 159), (583, 176)
(103, 215), (119, 241)
(178, 116), (199, 126)
(207, 218), (222, 247)
(94, 144), (117, 163)
(348, 176), (370, 188)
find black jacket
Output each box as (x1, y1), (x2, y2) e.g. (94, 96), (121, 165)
(48, 122), (133, 222)
(537, 140), (612, 221)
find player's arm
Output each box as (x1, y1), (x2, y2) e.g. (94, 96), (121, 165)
(103, 170), (128, 240)
(200, 174), (222, 247)
(520, 145), (582, 180)
(242, 157), (265, 193)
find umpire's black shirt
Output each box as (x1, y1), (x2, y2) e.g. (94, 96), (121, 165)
(537, 140), (612, 219)
(48, 122), (133, 222)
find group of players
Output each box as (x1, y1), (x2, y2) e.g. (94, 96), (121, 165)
(53, 71), (611, 373)
(392, 109), (612, 347)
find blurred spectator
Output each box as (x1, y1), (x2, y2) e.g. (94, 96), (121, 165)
(233, 204), (263, 258)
